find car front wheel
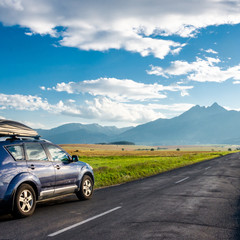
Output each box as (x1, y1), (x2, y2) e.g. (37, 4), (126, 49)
(76, 175), (93, 200)
(13, 184), (36, 218)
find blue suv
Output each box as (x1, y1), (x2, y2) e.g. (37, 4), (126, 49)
(0, 120), (94, 218)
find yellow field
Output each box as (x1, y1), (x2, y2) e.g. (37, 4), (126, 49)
(60, 144), (239, 157)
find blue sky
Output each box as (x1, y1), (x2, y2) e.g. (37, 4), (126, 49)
(1, 0), (240, 129)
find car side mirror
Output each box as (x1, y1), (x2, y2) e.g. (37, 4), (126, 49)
(72, 155), (79, 162)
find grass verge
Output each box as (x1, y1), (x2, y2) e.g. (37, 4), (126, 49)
(76, 151), (231, 188)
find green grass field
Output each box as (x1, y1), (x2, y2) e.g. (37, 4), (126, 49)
(61, 144), (235, 188)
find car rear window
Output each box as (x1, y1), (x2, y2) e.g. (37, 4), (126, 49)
(6, 145), (24, 161)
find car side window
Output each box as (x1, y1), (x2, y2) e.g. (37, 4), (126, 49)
(46, 144), (70, 162)
(25, 143), (48, 161)
(6, 145), (24, 161)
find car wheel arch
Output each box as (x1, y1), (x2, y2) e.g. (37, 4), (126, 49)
(82, 172), (94, 185)
(4, 174), (40, 211)
(11, 181), (39, 211)
(20, 181), (39, 200)
(13, 183), (37, 218)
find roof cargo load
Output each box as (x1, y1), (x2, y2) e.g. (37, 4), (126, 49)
(0, 119), (38, 137)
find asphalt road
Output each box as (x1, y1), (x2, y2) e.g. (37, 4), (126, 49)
(0, 152), (240, 240)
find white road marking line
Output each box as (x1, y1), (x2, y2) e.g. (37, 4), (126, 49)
(48, 206), (122, 237)
(205, 167), (211, 170)
(175, 177), (189, 184)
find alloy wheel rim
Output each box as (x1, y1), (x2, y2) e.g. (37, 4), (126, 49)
(19, 190), (33, 212)
(83, 179), (92, 197)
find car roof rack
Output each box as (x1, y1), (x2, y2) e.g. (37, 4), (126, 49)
(0, 134), (41, 142)
(0, 119), (40, 142)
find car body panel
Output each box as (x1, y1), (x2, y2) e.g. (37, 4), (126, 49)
(43, 143), (81, 188)
(26, 160), (56, 189)
(54, 161), (80, 188)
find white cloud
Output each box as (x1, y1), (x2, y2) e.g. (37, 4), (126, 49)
(1, 0), (240, 58)
(23, 121), (46, 129)
(147, 57), (240, 83)
(0, 0), (23, 11)
(82, 97), (165, 123)
(148, 103), (194, 112)
(0, 93), (51, 111)
(0, 92), (162, 123)
(233, 80), (240, 84)
(0, 93), (80, 116)
(51, 78), (193, 101)
(0, 93), (79, 116)
(0, 92), (194, 125)
(60, 27), (184, 59)
(204, 49), (218, 54)
(25, 32), (33, 36)
(80, 99), (195, 123)
(224, 106), (240, 112)
(67, 99), (76, 103)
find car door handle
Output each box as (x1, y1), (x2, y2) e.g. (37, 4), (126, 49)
(28, 164), (35, 170)
(54, 165), (61, 170)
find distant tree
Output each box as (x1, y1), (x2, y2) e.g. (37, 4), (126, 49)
(110, 141), (135, 145)
(176, 148), (180, 151)
(122, 148), (124, 151)
(150, 148), (154, 151)
(228, 148), (232, 151)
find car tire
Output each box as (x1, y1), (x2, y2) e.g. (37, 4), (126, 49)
(13, 184), (36, 218)
(76, 175), (93, 200)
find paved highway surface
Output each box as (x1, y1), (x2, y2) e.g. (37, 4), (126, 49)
(0, 153), (240, 240)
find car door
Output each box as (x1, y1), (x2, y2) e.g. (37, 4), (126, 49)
(24, 142), (55, 197)
(44, 143), (80, 194)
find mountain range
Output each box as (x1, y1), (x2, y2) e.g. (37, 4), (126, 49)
(36, 103), (240, 145)
(36, 123), (132, 144)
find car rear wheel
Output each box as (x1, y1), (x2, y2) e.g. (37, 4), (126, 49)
(13, 184), (36, 218)
(76, 175), (93, 200)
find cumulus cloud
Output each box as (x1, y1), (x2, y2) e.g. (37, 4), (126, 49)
(80, 98), (194, 123)
(1, 0), (240, 58)
(0, 93), (80, 116)
(51, 78), (193, 101)
(0, 93), (50, 111)
(0, 92), (193, 124)
(0, 93), (162, 123)
(81, 97), (165, 123)
(147, 57), (240, 82)
(0, 93), (76, 115)
(60, 27), (184, 59)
